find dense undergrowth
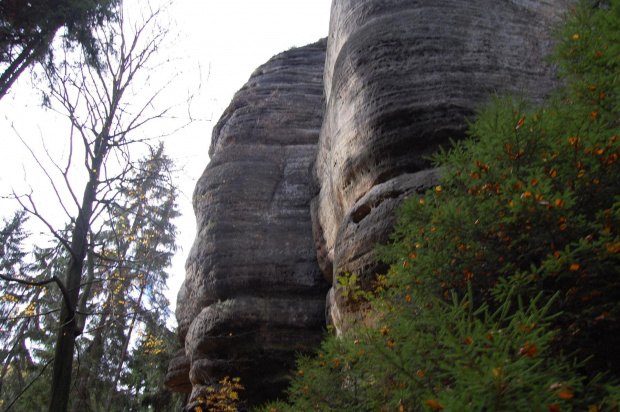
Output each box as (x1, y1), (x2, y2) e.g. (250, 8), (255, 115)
(260, 1), (620, 411)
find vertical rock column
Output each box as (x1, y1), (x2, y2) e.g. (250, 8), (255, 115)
(312, 0), (568, 335)
(165, 40), (329, 407)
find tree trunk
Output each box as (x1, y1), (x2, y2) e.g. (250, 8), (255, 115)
(70, 310), (109, 412)
(0, 27), (59, 100)
(48, 135), (108, 412)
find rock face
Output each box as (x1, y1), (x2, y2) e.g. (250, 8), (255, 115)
(169, 0), (573, 407)
(166, 40), (329, 407)
(312, 0), (569, 334)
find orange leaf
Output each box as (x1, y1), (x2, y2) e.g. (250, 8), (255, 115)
(549, 404), (561, 412)
(569, 263), (580, 272)
(558, 388), (574, 399)
(417, 369), (425, 377)
(519, 342), (538, 358)
(594, 312), (611, 321)
(606, 242), (620, 253)
(425, 400), (444, 410)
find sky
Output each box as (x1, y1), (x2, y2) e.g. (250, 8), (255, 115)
(0, 0), (332, 325)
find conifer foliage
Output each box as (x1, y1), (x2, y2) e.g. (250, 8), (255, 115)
(69, 144), (182, 412)
(0, 147), (183, 411)
(0, 0), (119, 99)
(265, 1), (619, 410)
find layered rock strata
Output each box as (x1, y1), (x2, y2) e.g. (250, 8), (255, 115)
(313, 0), (569, 334)
(165, 40), (329, 406)
(168, 0), (574, 406)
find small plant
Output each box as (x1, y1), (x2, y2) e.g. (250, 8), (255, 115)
(336, 272), (375, 301)
(192, 376), (244, 412)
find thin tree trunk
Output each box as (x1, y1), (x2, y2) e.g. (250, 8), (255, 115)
(48, 133), (109, 412)
(0, 27), (59, 100)
(70, 310), (109, 412)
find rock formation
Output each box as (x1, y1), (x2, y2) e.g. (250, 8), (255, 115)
(165, 40), (329, 407)
(313, 0), (568, 335)
(168, 0), (573, 407)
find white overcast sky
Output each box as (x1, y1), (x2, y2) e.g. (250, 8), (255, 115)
(0, 0), (332, 324)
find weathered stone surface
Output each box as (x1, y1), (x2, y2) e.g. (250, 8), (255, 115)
(327, 170), (439, 336)
(167, 40), (329, 406)
(313, 0), (570, 329)
(163, 350), (192, 394)
(170, 0), (576, 405)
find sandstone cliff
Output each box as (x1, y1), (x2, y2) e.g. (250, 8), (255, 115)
(165, 40), (329, 406)
(168, 0), (571, 407)
(314, 0), (567, 335)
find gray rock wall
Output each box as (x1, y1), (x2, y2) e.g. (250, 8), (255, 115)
(313, 0), (570, 334)
(168, 0), (575, 406)
(166, 40), (329, 407)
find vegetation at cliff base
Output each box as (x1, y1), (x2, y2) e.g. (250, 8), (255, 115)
(264, 1), (619, 410)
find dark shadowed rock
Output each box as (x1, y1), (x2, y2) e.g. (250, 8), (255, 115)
(312, 0), (571, 330)
(164, 349), (192, 393)
(166, 40), (329, 407)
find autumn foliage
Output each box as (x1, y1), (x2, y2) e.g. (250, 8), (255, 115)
(263, 1), (619, 411)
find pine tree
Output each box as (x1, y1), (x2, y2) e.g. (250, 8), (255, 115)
(0, 214), (68, 411)
(0, 0), (120, 99)
(70, 144), (182, 412)
(1, 146), (183, 411)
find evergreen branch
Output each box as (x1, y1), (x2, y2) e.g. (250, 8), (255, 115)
(1, 357), (53, 411)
